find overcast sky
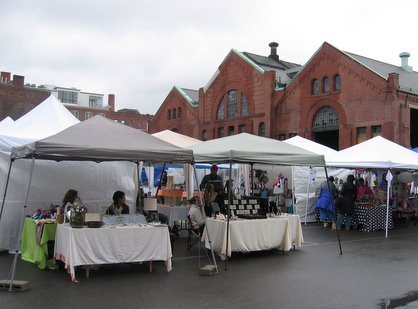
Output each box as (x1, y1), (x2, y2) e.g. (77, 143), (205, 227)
(2, 0), (417, 115)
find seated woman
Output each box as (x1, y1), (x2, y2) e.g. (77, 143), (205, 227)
(106, 191), (130, 215)
(62, 189), (79, 223)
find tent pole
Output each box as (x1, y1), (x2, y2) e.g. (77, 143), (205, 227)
(0, 158), (14, 222)
(250, 163), (254, 195)
(305, 168), (311, 225)
(8, 156), (35, 292)
(192, 163), (218, 274)
(224, 162), (232, 270)
(155, 162), (166, 199)
(324, 166), (343, 255)
(291, 166), (296, 214)
(135, 161), (140, 212)
(385, 169), (393, 238)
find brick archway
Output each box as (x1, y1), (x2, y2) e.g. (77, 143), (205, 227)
(305, 98), (347, 150)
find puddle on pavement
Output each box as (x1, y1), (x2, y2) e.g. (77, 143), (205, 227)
(379, 291), (418, 308)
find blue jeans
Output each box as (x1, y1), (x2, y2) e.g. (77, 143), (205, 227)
(337, 213), (352, 230)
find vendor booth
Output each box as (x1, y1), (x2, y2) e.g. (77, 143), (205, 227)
(0, 96), (145, 253)
(188, 133), (329, 264)
(3, 115), (194, 284)
(326, 136), (418, 237)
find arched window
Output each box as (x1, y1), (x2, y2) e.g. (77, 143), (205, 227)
(172, 108), (176, 119)
(334, 74), (341, 91)
(201, 129), (208, 141)
(312, 106), (339, 131)
(312, 79), (318, 95)
(168, 109), (171, 120)
(258, 122), (266, 137)
(217, 97), (224, 120)
(242, 94), (249, 117)
(323, 76), (329, 93)
(217, 90), (249, 120)
(227, 90), (238, 119)
(177, 107), (182, 118)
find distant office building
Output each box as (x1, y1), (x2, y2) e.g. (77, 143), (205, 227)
(0, 72), (153, 131)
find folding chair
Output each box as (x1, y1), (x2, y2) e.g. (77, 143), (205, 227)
(187, 215), (201, 250)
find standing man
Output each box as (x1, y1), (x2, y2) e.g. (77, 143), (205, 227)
(200, 165), (224, 216)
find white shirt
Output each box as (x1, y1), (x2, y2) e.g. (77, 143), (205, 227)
(188, 204), (205, 229)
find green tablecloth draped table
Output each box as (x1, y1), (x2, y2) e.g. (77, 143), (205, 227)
(21, 217), (57, 269)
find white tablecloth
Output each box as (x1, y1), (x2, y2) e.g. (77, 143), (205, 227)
(157, 204), (190, 226)
(281, 214), (304, 247)
(202, 215), (303, 260)
(54, 223), (172, 281)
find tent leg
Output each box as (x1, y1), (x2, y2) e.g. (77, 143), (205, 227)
(305, 176), (310, 225)
(385, 169), (393, 238)
(8, 157), (35, 292)
(224, 163), (232, 270)
(0, 158), (14, 222)
(324, 166), (343, 255)
(193, 164), (218, 274)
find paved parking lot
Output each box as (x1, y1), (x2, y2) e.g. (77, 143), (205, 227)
(1, 222), (418, 309)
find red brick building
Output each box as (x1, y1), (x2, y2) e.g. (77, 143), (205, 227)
(0, 71), (153, 131)
(150, 42), (418, 150)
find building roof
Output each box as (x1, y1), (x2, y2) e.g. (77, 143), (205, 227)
(345, 52), (418, 94)
(243, 51), (302, 86)
(117, 108), (140, 114)
(181, 88), (199, 106)
(174, 86), (199, 106)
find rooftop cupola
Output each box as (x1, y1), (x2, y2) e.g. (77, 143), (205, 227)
(399, 52), (413, 72)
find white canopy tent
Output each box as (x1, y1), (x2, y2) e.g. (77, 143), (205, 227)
(0, 117), (15, 133)
(284, 136), (352, 223)
(326, 136), (418, 237)
(151, 130), (202, 198)
(187, 133), (332, 265)
(3, 115), (196, 289)
(0, 98), (139, 251)
(0, 95), (83, 250)
(0, 95), (79, 151)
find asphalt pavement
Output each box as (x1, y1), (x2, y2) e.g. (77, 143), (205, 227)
(1, 220), (418, 309)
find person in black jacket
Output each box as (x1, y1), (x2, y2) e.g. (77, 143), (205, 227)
(106, 191), (130, 215)
(336, 175), (356, 230)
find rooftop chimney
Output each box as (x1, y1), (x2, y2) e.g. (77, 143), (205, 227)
(12, 75), (25, 88)
(108, 94), (115, 111)
(1, 71), (11, 84)
(269, 42), (279, 60)
(399, 52), (413, 72)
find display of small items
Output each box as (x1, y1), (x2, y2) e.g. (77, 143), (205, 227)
(174, 219), (189, 230)
(29, 204), (63, 220)
(228, 199), (261, 216)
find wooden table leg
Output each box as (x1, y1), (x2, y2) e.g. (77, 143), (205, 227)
(86, 266), (90, 278)
(148, 261), (152, 272)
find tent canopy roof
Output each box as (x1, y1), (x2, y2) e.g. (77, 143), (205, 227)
(326, 136), (418, 170)
(284, 135), (338, 155)
(11, 115), (193, 163)
(0, 95), (80, 152)
(152, 130), (201, 148)
(187, 133), (325, 166)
